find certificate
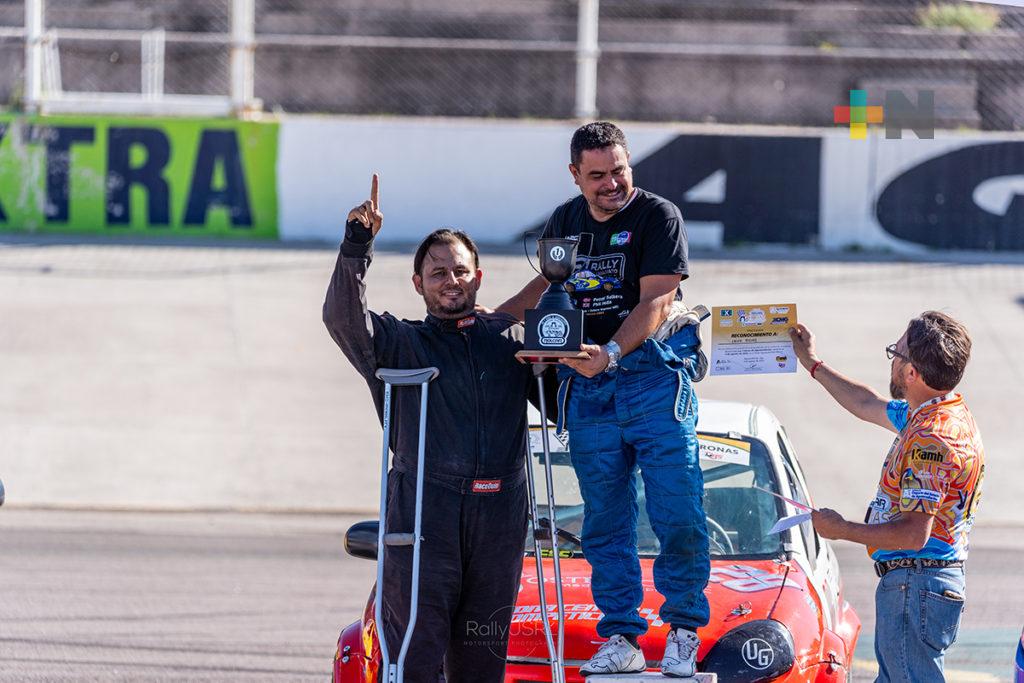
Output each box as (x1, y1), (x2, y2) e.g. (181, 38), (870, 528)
(709, 304), (798, 376)
(769, 512), (813, 535)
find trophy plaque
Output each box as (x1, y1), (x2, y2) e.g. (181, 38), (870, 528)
(516, 237), (586, 364)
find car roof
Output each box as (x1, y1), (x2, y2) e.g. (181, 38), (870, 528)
(530, 398), (782, 442)
(696, 399), (758, 436)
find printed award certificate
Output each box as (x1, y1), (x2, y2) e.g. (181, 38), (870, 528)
(710, 304), (798, 376)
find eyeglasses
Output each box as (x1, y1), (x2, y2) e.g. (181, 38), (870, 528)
(885, 343), (910, 362)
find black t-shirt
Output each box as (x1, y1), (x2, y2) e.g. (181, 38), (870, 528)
(542, 188), (688, 345)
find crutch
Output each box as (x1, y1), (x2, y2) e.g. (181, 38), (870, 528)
(373, 367), (440, 683)
(524, 363), (567, 683)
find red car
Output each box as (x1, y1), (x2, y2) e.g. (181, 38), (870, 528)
(334, 400), (861, 682)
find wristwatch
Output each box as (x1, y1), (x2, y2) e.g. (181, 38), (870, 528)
(604, 341), (622, 373)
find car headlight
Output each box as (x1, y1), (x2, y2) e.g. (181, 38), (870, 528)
(702, 619), (795, 682)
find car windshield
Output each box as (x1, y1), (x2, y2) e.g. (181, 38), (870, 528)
(526, 428), (786, 559)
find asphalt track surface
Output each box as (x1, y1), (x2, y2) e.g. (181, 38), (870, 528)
(0, 510), (1020, 682)
(1, 241), (1021, 523)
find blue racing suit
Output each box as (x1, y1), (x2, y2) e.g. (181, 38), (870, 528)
(556, 323), (710, 636)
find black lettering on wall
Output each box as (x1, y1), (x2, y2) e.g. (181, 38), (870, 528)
(184, 130), (252, 227)
(29, 126), (96, 223)
(0, 123), (7, 221)
(106, 127), (171, 226)
(632, 135), (822, 245)
(876, 142), (1024, 250)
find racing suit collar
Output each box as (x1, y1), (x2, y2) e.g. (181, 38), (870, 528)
(426, 312), (477, 332)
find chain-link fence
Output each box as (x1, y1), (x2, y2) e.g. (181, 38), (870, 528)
(40, 0), (231, 97)
(0, 2), (25, 107)
(596, 0), (1024, 130)
(1, 0), (1022, 129)
(253, 0), (580, 117)
(0, 0), (235, 115)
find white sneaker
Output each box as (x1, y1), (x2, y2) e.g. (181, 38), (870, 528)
(661, 628), (700, 678)
(579, 634), (646, 676)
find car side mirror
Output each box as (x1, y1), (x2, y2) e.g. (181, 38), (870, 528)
(344, 520), (379, 560)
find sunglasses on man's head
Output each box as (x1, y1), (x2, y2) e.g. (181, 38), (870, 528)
(885, 343), (910, 362)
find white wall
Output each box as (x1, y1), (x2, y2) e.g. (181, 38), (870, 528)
(278, 116), (676, 244)
(278, 116), (1024, 251)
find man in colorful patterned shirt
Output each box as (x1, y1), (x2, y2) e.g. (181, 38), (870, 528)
(789, 311), (984, 683)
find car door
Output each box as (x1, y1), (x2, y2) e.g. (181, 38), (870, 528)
(777, 426), (843, 629)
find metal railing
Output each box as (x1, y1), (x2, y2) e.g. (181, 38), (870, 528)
(20, 0), (246, 115)
(1, 0), (1022, 129)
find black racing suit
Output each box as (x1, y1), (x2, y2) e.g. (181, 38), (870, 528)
(323, 224), (532, 683)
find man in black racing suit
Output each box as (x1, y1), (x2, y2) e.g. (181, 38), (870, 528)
(323, 174), (534, 682)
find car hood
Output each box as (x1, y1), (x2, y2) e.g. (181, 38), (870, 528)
(508, 556), (817, 665)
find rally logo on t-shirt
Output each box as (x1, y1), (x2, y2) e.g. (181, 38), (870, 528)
(610, 230), (632, 246)
(576, 254), (626, 281)
(565, 254), (626, 294)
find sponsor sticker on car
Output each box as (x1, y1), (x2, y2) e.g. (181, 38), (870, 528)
(512, 603), (602, 623)
(698, 435), (751, 466)
(708, 565), (801, 593)
(742, 637), (775, 670)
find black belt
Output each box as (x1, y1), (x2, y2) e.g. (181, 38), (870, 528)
(874, 558), (964, 578)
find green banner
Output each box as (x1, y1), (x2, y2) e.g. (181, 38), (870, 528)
(0, 115), (278, 238)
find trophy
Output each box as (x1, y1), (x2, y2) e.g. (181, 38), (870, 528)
(515, 237), (581, 679)
(516, 237), (586, 363)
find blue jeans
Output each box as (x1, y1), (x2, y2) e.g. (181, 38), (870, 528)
(558, 327), (711, 637)
(874, 564), (967, 683)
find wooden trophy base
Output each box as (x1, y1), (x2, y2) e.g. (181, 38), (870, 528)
(515, 349), (590, 365)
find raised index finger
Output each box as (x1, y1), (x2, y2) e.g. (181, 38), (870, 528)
(370, 173), (379, 210)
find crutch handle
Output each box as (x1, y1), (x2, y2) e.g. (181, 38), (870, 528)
(383, 533), (416, 546)
(375, 367), (440, 386)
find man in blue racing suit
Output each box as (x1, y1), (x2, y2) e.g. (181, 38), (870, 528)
(499, 122), (709, 677)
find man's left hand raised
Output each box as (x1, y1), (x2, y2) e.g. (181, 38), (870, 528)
(560, 343), (610, 378)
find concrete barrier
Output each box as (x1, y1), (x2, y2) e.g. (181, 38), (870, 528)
(3, 114), (1021, 252)
(285, 118), (1024, 252)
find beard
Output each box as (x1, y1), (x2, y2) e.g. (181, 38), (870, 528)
(591, 187), (629, 214)
(890, 378), (905, 400)
(425, 288), (476, 319)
